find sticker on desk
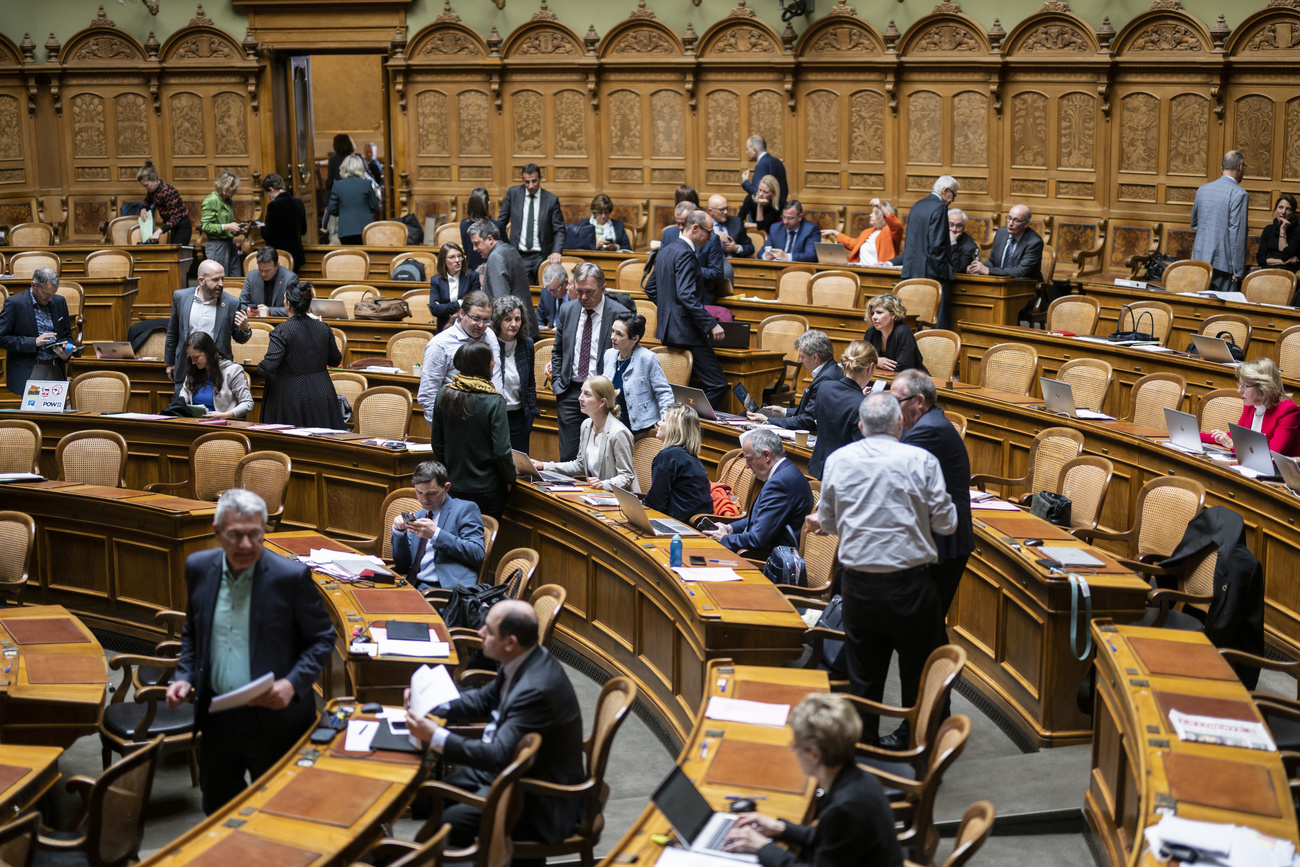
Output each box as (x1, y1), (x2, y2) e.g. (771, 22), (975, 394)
(1168, 709), (1276, 752)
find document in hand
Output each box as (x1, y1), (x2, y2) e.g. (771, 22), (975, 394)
(408, 663), (460, 719)
(704, 696), (790, 727)
(209, 671), (274, 713)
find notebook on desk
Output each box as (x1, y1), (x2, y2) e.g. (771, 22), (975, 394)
(309, 299), (349, 319)
(1189, 333), (1241, 365)
(813, 242), (848, 265)
(1273, 451), (1300, 493)
(92, 342), (135, 360)
(671, 384), (745, 421)
(1039, 377), (1113, 420)
(512, 449), (580, 484)
(611, 486), (699, 537)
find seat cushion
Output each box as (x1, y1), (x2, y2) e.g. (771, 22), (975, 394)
(101, 702), (194, 738)
(1264, 710), (1300, 753)
(857, 756), (917, 800)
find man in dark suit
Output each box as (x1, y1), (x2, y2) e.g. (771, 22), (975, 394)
(536, 262), (571, 330)
(760, 200), (819, 263)
(391, 460), (485, 591)
(0, 267), (72, 395)
(166, 489), (335, 815)
(497, 163), (565, 283)
(407, 600), (585, 849)
(471, 219), (537, 339)
(746, 330), (842, 431)
(164, 259), (252, 391)
(706, 194), (755, 258)
(947, 208), (980, 274)
(238, 246), (299, 317)
(661, 217), (727, 305)
(551, 262), (626, 461)
(902, 176), (959, 328)
(362, 142), (384, 189)
(705, 428), (814, 560)
(741, 134), (788, 210)
(967, 203), (1044, 284)
(644, 210), (729, 408)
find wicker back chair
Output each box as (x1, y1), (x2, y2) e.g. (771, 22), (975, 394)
(57, 281), (86, 343)
(0, 812), (40, 867)
(632, 435), (664, 494)
(651, 346), (693, 386)
(243, 248), (293, 274)
(433, 222), (461, 247)
(361, 221), (409, 246)
(137, 330), (167, 358)
(870, 714), (972, 865)
(1196, 388), (1244, 435)
(144, 431), (251, 501)
(233, 451), (291, 524)
(1045, 295), (1100, 336)
(56, 430), (128, 487)
(716, 447), (756, 511)
(1076, 476), (1205, 565)
(387, 330), (432, 374)
(9, 223), (54, 246)
(1056, 358), (1113, 413)
(98, 652), (198, 788)
(332, 327), (348, 361)
(971, 426), (1084, 503)
(634, 299), (657, 338)
(330, 285), (378, 318)
(938, 801), (997, 867)
(479, 515), (500, 583)
(1278, 325), (1300, 379)
(1242, 268), (1296, 305)
(361, 487), (422, 561)
(776, 265), (815, 303)
(356, 824), (451, 867)
(795, 523), (838, 599)
(1200, 313), (1252, 353)
(84, 249), (134, 278)
(494, 548), (540, 600)
(1118, 300), (1174, 346)
(758, 314), (809, 404)
(533, 339), (554, 389)
(914, 330), (960, 383)
(234, 321), (274, 365)
(978, 342), (1037, 394)
(0, 420), (42, 474)
(1123, 372), (1186, 428)
(393, 250), (439, 278)
(894, 278), (942, 328)
(529, 584), (567, 648)
(401, 289), (436, 325)
(1058, 455), (1114, 532)
(1160, 259), (1212, 294)
(808, 271), (859, 308)
(321, 249), (371, 280)
(615, 258), (648, 297)
(330, 372), (369, 406)
(943, 411), (966, 439)
(10, 251), (59, 279)
(105, 216), (135, 245)
(354, 386), (413, 439)
(69, 371), (131, 414)
(0, 511), (35, 605)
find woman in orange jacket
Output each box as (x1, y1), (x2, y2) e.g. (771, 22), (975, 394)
(822, 198), (902, 265)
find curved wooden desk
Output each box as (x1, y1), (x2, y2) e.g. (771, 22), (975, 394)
(0, 276), (139, 345)
(1086, 621), (1299, 866)
(0, 605), (109, 747)
(499, 481), (807, 746)
(0, 744), (62, 815)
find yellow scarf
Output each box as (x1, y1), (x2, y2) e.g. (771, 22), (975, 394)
(449, 374), (497, 395)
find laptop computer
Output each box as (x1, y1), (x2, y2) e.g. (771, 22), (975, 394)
(611, 486), (700, 537)
(649, 766), (757, 862)
(93, 342), (136, 360)
(1189, 333), (1241, 365)
(1164, 408), (1231, 454)
(1272, 451), (1300, 492)
(511, 449), (580, 485)
(310, 299), (349, 319)
(1039, 377), (1112, 420)
(713, 321), (751, 350)
(813, 242), (848, 265)
(671, 384), (745, 421)
(1229, 423), (1276, 475)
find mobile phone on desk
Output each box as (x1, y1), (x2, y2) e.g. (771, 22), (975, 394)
(689, 555), (707, 567)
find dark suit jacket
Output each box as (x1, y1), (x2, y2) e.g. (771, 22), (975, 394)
(984, 227), (1044, 282)
(428, 270), (482, 332)
(662, 225), (726, 303)
(723, 458), (814, 557)
(483, 242), (537, 338)
(238, 266), (299, 317)
(767, 362), (843, 430)
(164, 288), (251, 389)
(901, 404), (975, 564)
(808, 377), (867, 479)
(763, 219), (819, 263)
(440, 647), (586, 844)
(950, 232), (980, 274)
(567, 219), (629, 251)
(742, 152), (789, 210)
(716, 215), (755, 258)
(643, 238), (717, 347)
(498, 186), (565, 257)
(390, 496), (486, 590)
(901, 193), (952, 282)
(0, 290), (71, 394)
(757, 764), (903, 867)
(460, 218), (504, 272)
(552, 297), (622, 395)
(537, 287), (564, 329)
(176, 548), (335, 732)
(258, 195), (307, 273)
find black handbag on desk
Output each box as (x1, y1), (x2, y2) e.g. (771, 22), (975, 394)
(1108, 306), (1157, 342)
(1029, 490), (1072, 526)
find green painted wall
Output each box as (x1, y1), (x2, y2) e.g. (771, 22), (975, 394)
(3, 0), (1259, 63)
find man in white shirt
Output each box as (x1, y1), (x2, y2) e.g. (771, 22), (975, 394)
(807, 392), (957, 743)
(164, 259), (251, 390)
(497, 163), (565, 285)
(417, 290), (503, 426)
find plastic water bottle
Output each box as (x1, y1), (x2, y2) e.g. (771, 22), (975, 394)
(670, 534), (683, 568)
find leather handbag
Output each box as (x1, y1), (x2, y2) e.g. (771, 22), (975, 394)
(354, 298), (411, 321)
(1029, 490), (1072, 526)
(348, 356), (394, 370)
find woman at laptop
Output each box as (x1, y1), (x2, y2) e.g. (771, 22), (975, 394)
(432, 342), (515, 519)
(809, 341), (878, 479)
(177, 332), (253, 420)
(532, 375), (638, 493)
(643, 404), (712, 523)
(601, 311), (673, 439)
(1203, 358), (1300, 457)
(722, 694), (903, 867)
(257, 282), (345, 429)
(820, 198), (902, 266)
(863, 292), (927, 374)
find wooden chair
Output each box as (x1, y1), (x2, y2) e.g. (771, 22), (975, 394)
(330, 371), (368, 407)
(321, 248), (372, 280)
(413, 733), (540, 866)
(1278, 325), (1300, 379)
(402, 289), (436, 325)
(479, 515), (500, 583)
(221, 282), (242, 303)
(354, 824), (451, 867)
(57, 281), (86, 343)
(9, 222), (54, 246)
(353, 487), (421, 562)
(634, 300), (657, 338)
(243, 248), (293, 274)
(943, 411), (966, 440)
(1058, 455), (1114, 533)
(144, 431), (250, 501)
(779, 522), (838, 601)
(1160, 259), (1213, 294)
(84, 249), (134, 278)
(977, 342), (1037, 395)
(0, 812), (40, 867)
(894, 279), (942, 329)
(387, 330), (432, 374)
(330, 285), (378, 318)
(137, 330), (167, 359)
(34, 735), (164, 867)
(914, 330), (960, 383)
(0, 419), (42, 474)
(332, 327), (348, 360)
(808, 271), (859, 308)
(1118, 300), (1174, 346)
(98, 654), (198, 785)
(513, 678), (638, 867)
(1026, 244), (1058, 325)
(650, 346), (692, 386)
(1242, 268), (1296, 306)
(757, 314), (809, 405)
(233, 451), (291, 527)
(533, 339), (555, 389)
(971, 426), (1084, 503)
(1196, 388), (1244, 435)
(776, 265), (816, 304)
(1074, 476), (1205, 567)
(528, 583), (567, 649)
(1056, 358), (1113, 413)
(0, 511), (35, 606)
(234, 321), (274, 365)
(749, 228), (767, 250)
(1200, 313), (1252, 354)
(615, 257), (649, 297)
(916, 801), (996, 867)
(1045, 294), (1100, 336)
(126, 224), (167, 246)
(362, 220), (410, 246)
(1123, 372), (1187, 428)
(393, 250), (439, 280)
(429, 546), (538, 612)
(104, 216), (136, 246)
(57, 430), (128, 487)
(433, 221), (461, 247)
(354, 386), (413, 439)
(9, 251), (59, 279)
(632, 435), (663, 494)
(536, 258), (582, 288)
(691, 448), (755, 527)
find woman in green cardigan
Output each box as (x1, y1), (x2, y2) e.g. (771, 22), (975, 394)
(201, 170), (246, 277)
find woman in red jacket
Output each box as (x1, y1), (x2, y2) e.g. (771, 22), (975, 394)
(822, 198), (902, 266)
(1203, 358), (1300, 457)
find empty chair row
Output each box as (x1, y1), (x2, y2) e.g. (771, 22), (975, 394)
(2, 249), (134, 279)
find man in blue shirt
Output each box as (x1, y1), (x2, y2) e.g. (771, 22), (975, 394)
(391, 460), (486, 590)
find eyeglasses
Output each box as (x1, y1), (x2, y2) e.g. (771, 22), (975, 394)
(896, 394), (922, 404)
(465, 314), (492, 325)
(1006, 216), (1029, 225)
(218, 527), (265, 544)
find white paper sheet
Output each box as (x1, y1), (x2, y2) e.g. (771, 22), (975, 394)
(344, 719), (380, 751)
(369, 626), (450, 659)
(1169, 709), (1277, 751)
(1074, 409), (1116, 420)
(704, 696), (790, 727)
(409, 663), (459, 719)
(672, 567), (745, 582)
(654, 846), (758, 866)
(1197, 290), (1250, 303)
(1144, 814), (1296, 867)
(1037, 546), (1105, 567)
(209, 671), (274, 713)
(407, 443), (434, 452)
(970, 499), (1022, 511)
(1230, 464), (1266, 478)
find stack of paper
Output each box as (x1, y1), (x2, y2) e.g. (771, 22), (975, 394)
(298, 548), (391, 581)
(1168, 709), (1276, 751)
(370, 626), (450, 659)
(1144, 814), (1295, 867)
(673, 567), (744, 582)
(704, 696), (790, 727)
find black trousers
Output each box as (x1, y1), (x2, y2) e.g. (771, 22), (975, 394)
(555, 382), (584, 462)
(170, 215), (193, 246)
(840, 565), (942, 740)
(460, 486), (511, 521)
(198, 705), (311, 815)
(936, 277), (955, 331)
(671, 339), (728, 409)
(436, 765), (543, 867)
(1209, 267), (1236, 293)
(929, 554), (970, 719)
(507, 408), (533, 455)
(520, 251), (543, 285)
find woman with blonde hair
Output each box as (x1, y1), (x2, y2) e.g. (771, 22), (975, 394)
(326, 154), (379, 245)
(809, 340), (879, 479)
(200, 170), (245, 277)
(822, 198), (902, 265)
(738, 174), (782, 235)
(863, 292), (927, 374)
(1203, 357), (1300, 456)
(533, 375), (637, 492)
(644, 403), (713, 523)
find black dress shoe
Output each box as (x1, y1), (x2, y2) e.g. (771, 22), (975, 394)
(879, 723), (910, 751)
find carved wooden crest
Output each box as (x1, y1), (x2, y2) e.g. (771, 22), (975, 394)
(899, 12), (991, 54)
(406, 19), (490, 60)
(795, 12), (884, 57)
(1227, 7), (1300, 55)
(599, 17), (684, 59)
(502, 22), (584, 59)
(698, 18), (783, 57)
(1114, 10), (1212, 55)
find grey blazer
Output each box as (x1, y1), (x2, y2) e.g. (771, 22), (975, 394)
(164, 288), (251, 390)
(544, 415), (638, 493)
(178, 358), (254, 417)
(1191, 174), (1250, 278)
(601, 346), (673, 433)
(483, 242), (538, 338)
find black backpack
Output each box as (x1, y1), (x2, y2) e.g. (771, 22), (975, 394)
(440, 568), (525, 632)
(392, 260), (426, 282)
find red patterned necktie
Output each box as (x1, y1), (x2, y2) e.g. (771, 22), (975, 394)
(577, 309), (595, 380)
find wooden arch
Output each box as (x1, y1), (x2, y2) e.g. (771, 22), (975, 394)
(1111, 5), (1215, 58)
(1002, 9), (1102, 57)
(599, 11), (685, 61)
(896, 8), (993, 57)
(793, 5), (885, 59)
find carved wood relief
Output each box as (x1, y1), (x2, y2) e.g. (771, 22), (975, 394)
(213, 92), (247, 156)
(113, 93), (149, 157)
(748, 91), (783, 159)
(458, 91), (490, 156)
(850, 91), (884, 163)
(1120, 93), (1158, 174)
(512, 90), (543, 154)
(952, 92), (987, 168)
(72, 94), (108, 158)
(805, 90), (839, 162)
(1286, 99), (1300, 182)
(1167, 94), (1207, 176)
(907, 91), (941, 165)
(609, 89), (641, 157)
(416, 91), (448, 156)
(1234, 95), (1274, 180)
(554, 90), (585, 156)
(1057, 93), (1094, 171)
(0, 95), (19, 160)
(706, 90), (739, 160)
(1011, 92), (1047, 169)
(170, 93), (204, 157)
(651, 90), (683, 158)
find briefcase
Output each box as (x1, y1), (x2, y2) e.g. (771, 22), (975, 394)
(354, 298), (411, 321)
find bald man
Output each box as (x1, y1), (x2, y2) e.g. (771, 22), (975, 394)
(706, 194), (754, 259)
(164, 259), (251, 390)
(966, 204), (1043, 283)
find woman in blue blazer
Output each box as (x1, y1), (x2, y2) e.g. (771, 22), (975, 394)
(428, 242), (482, 332)
(492, 295), (539, 453)
(325, 155), (378, 245)
(601, 311), (673, 437)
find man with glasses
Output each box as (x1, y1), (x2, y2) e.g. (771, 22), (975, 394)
(706, 194), (754, 259)
(418, 290), (504, 426)
(471, 218), (537, 339)
(760, 200), (818, 263)
(0, 267), (72, 395)
(902, 176), (959, 328)
(946, 208), (980, 274)
(966, 203), (1043, 283)
(166, 489), (334, 814)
